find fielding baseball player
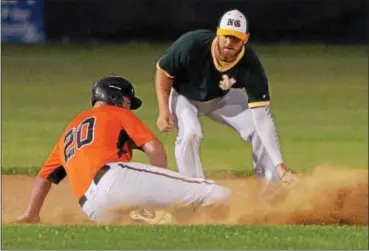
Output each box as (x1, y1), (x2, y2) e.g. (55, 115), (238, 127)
(16, 75), (231, 225)
(155, 9), (296, 185)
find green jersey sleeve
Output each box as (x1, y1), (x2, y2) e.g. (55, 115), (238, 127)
(157, 32), (194, 78)
(242, 47), (271, 108)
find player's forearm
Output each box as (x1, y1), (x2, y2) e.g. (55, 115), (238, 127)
(251, 106), (284, 167)
(155, 67), (173, 114)
(25, 176), (52, 217)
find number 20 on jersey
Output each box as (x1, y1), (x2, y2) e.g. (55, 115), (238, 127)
(63, 116), (96, 163)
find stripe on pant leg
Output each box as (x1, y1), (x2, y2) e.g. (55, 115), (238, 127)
(118, 164), (213, 185)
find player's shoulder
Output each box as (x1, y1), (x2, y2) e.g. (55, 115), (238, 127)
(72, 106), (144, 125)
(175, 29), (215, 48)
(184, 29), (214, 42)
(99, 106), (143, 121)
(65, 106), (122, 125)
(242, 45), (259, 59)
(92, 106), (133, 118)
(182, 29), (215, 39)
(238, 44), (263, 67)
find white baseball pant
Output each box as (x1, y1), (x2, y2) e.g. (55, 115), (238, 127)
(79, 162), (231, 222)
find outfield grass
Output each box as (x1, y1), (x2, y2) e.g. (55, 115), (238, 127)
(2, 225), (368, 250)
(1, 43), (368, 250)
(2, 43), (367, 175)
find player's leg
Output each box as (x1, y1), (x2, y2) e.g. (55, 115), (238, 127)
(169, 88), (205, 178)
(89, 162), (231, 222)
(206, 89), (280, 181)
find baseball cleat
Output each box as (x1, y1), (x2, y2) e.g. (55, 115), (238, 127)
(129, 208), (173, 225)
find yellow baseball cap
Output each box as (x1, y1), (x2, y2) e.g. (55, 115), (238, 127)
(216, 9), (248, 40)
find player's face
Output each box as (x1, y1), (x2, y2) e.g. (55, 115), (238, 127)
(217, 35), (245, 62)
(122, 96), (131, 110)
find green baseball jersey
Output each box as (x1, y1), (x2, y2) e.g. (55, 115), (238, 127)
(157, 29), (270, 108)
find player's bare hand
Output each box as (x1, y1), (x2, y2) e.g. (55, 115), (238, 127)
(14, 214), (40, 224)
(277, 163), (298, 186)
(157, 112), (176, 132)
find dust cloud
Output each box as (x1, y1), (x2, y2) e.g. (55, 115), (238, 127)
(185, 166), (368, 226)
(2, 165), (368, 226)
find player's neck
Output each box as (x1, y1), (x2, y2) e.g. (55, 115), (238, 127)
(93, 101), (107, 108)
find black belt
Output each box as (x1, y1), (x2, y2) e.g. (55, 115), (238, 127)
(78, 165), (110, 208)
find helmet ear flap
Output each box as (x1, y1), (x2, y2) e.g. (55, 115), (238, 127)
(107, 92), (124, 107)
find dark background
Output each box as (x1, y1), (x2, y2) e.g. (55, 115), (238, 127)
(43, 0), (368, 44)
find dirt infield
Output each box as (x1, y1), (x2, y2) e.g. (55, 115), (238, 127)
(2, 166), (368, 226)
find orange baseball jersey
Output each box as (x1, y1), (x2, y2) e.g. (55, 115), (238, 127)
(39, 106), (156, 199)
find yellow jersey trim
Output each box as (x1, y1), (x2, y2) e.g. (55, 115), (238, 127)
(156, 61), (175, 79)
(248, 101), (271, 108)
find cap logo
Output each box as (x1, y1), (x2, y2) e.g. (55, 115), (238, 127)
(227, 18), (241, 27)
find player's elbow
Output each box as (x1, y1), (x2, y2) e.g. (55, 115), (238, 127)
(143, 139), (166, 155)
(142, 139), (168, 168)
(37, 175), (53, 186)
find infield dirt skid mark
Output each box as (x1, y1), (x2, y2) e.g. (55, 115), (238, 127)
(1, 166), (368, 226)
(1, 175), (92, 225)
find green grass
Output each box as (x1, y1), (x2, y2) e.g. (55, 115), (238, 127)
(2, 225), (368, 250)
(1, 43), (368, 250)
(2, 43), (367, 175)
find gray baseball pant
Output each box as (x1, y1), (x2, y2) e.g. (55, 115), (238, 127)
(169, 88), (280, 181)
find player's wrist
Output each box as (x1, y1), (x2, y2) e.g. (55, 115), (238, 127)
(159, 108), (170, 116)
(24, 211), (40, 219)
(276, 163), (288, 177)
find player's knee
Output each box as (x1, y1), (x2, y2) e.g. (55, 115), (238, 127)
(216, 186), (232, 202)
(239, 129), (253, 142)
(204, 184), (232, 206)
(178, 124), (203, 144)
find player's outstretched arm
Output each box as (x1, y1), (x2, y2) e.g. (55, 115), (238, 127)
(142, 139), (168, 169)
(250, 106), (283, 165)
(250, 106), (293, 179)
(244, 47), (295, 180)
(15, 176), (52, 224)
